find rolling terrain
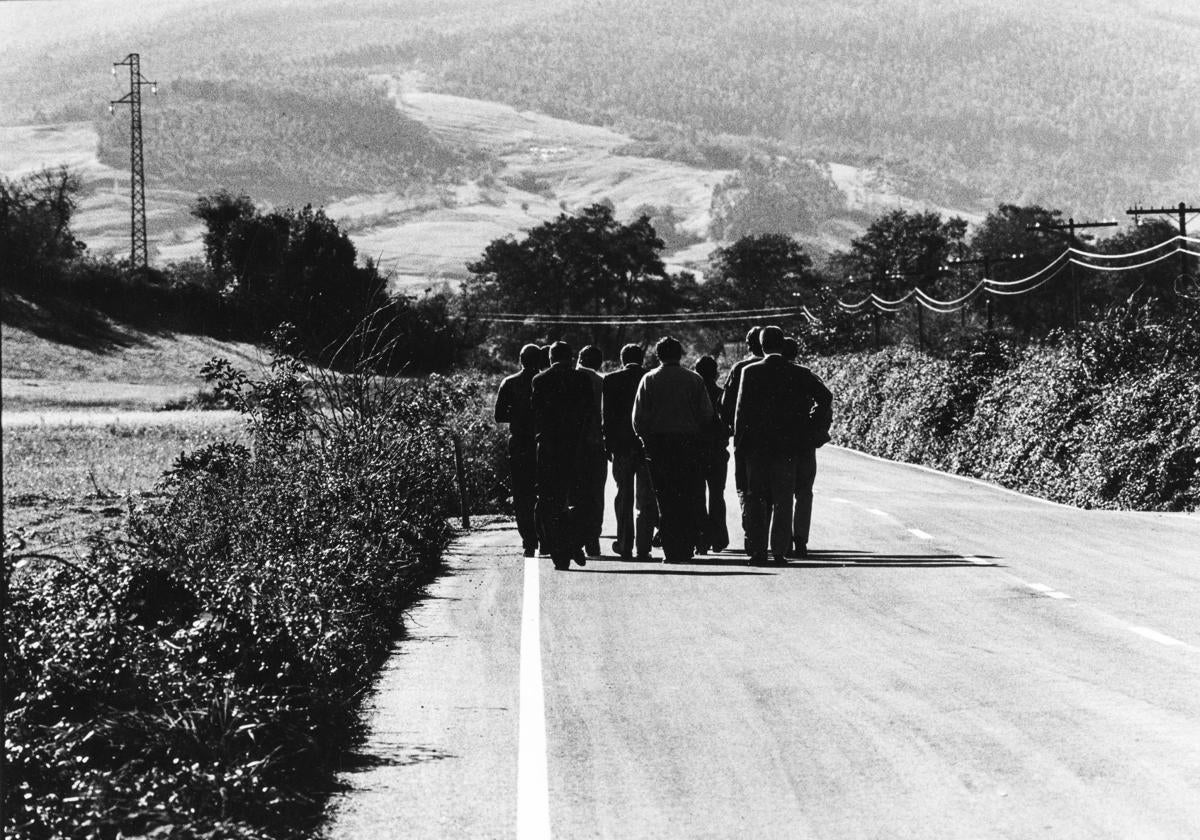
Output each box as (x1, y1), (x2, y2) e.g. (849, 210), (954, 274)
(2, 0), (1196, 289)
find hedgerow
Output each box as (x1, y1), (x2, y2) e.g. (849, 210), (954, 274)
(4, 340), (508, 838)
(815, 309), (1200, 511)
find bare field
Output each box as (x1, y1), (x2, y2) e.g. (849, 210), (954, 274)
(1, 321), (255, 553)
(2, 413), (244, 557)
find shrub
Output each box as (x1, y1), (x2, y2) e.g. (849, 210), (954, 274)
(4, 344), (507, 838)
(815, 310), (1200, 511)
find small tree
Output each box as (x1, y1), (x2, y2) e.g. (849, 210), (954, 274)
(463, 203), (689, 355)
(704, 233), (819, 309)
(0, 167), (86, 287)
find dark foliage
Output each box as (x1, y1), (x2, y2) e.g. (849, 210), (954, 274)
(4, 343), (509, 839)
(816, 310), (1200, 511)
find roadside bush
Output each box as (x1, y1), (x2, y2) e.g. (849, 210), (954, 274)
(815, 311), (1200, 511)
(4, 343), (506, 838)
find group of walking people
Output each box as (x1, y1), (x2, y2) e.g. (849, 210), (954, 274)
(494, 325), (833, 570)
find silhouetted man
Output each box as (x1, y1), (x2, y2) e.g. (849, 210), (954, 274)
(694, 355), (730, 553)
(633, 336), (714, 563)
(720, 327), (763, 551)
(532, 341), (594, 570)
(734, 326), (830, 564)
(603, 343), (657, 560)
(575, 344), (607, 557)
(495, 343), (543, 556)
(782, 336), (833, 557)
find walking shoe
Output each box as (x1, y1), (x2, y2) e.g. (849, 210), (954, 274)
(749, 554), (768, 566)
(574, 552), (587, 567)
(772, 554), (788, 565)
(523, 546), (535, 558)
(635, 553), (653, 562)
(789, 543), (808, 559)
(585, 541), (601, 557)
(553, 560), (570, 570)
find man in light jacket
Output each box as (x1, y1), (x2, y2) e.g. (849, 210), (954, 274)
(633, 336), (715, 563)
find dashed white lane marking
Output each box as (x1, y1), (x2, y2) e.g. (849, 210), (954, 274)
(517, 558), (552, 840)
(1129, 626), (1186, 647)
(866, 508), (892, 518)
(907, 528), (934, 540)
(1028, 583), (1072, 600)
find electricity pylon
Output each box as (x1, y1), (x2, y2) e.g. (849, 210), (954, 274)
(110, 53), (156, 272)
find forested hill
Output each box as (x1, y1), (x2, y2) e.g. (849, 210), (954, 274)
(428, 0), (1199, 215)
(2, 0), (1195, 216)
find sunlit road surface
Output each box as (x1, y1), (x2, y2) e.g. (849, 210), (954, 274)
(325, 446), (1200, 840)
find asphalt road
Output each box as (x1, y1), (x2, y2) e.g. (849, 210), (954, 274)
(324, 446), (1200, 840)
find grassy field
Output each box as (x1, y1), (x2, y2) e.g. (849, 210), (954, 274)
(2, 316), (255, 555)
(1, 318), (266, 411)
(3, 416), (245, 555)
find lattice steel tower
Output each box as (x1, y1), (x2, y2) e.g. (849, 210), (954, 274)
(110, 53), (156, 272)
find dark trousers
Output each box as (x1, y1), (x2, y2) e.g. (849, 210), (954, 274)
(612, 452), (657, 557)
(643, 434), (704, 562)
(700, 448), (729, 551)
(572, 443), (607, 551)
(792, 447), (817, 548)
(745, 451), (796, 559)
(536, 445), (579, 564)
(733, 448), (751, 551)
(508, 441), (538, 551)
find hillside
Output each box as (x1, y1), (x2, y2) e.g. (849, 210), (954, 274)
(1, 292), (266, 411)
(429, 0), (1200, 216)
(3, 0), (1195, 283)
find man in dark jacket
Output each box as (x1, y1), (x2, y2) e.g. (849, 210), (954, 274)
(532, 341), (595, 569)
(782, 337), (833, 557)
(694, 355), (730, 553)
(603, 343), (657, 560)
(495, 343), (544, 557)
(734, 326), (831, 563)
(720, 327), (764, 551)
(575, 345), (607, 557)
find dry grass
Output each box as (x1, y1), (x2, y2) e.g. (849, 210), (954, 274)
(3, 416), (245, 556)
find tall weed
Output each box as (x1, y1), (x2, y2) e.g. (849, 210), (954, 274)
(4, 342), (506, 838)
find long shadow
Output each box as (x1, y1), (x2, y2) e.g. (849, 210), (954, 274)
(584, 549), (1002, 569)
(2, 288), (154, 352)
(575, 568), (774, 577)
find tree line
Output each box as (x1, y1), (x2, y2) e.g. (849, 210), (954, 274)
(3, 167), (1193, 372)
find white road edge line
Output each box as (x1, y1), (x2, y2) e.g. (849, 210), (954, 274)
(907, 528), (934, 540)
(517, 558), (552, 840)
(1129, 626), (1186, 647)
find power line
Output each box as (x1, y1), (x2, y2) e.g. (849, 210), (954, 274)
(110, 53), (156, 273)
(1127, 202), (1200, 283)
(1027, 217), (1118, 327)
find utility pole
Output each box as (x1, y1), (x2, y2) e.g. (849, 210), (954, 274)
(946, 252), (1025, 332)
(1027, 217), (1117, 328)
(1126, 201), (1200, 284)
(887, 267), (946, 350)
(110, 53), (156, 273)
